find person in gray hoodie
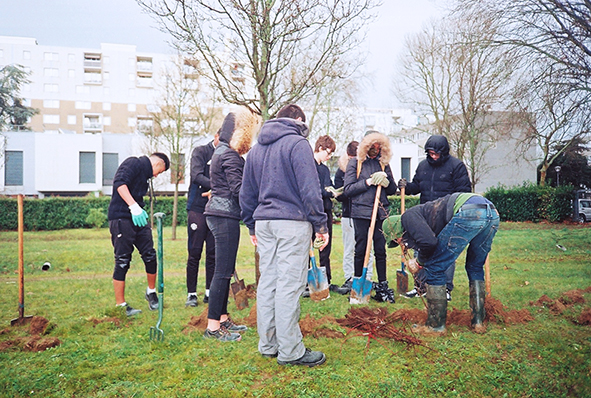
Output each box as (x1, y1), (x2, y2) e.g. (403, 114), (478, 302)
(240, 104), (329, 367)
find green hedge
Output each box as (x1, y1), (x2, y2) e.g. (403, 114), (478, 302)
(0, 186), (575, 231)
(484, 183), (575, 222)
(0, 196), (188, 231)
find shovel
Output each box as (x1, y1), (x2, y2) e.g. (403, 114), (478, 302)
(150, 212), (165, 342)
(350, 185), (382, 305)
(396, 187), (409, 294)
(11, 195), (33, 326)
(308, 245), (330, 301)
(230, 269), (249, 310)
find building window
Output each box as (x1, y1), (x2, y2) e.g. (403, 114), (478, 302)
(401, 158), (411, 181)
(137, 116), (153, 133)
(83, 114), (102, 133)
(23, 50), (31, 60)
(103, 102), (111, 111)
(68, 69), (75, 78)
(171, 153), (185, 184)
(67, 115), (76, 125)
(128, 117), (136, 127)
(44, 84), (59, 93)
(103, 116), (111, 126)
(84, 70), (102, 84)
(102, 153), (118, 186)
(128, 103), (136, 112)
(76, 85), (90, 94)
(44, 52), (59, 61)
(43, 100), (60, 108)
(79, 152), (96, 184)
(43, 114), (60, 124)
(68, 53), (75, 63)
(75, 101), (92, 110)
(5, 151), (23, 186)
(44, 68), (59, 77)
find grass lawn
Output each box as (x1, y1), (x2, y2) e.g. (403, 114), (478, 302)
(0, 222), (590, 397)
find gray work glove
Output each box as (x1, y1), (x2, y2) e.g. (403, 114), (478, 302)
(398, 178), (407, 189)
(370, 171), (389, 188)
(325, 186), (344, 198)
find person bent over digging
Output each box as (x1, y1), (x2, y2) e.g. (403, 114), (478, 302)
(383, 193), (499, 335)
(107, 153), (170, 316)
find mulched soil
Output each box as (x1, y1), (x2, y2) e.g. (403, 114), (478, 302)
(0, 316), (60, 352)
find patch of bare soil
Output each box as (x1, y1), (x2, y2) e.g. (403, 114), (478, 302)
(245, 284), (257, 300)
(183, 307), (209, 334)
(88, 317), (122, 327)
(0, 316), (61, 352)
(486, 296), (534, 324)
(243, 303), (257, 328)
(299, 314), (344, 339)
(530, 287), (589, 315)
(577, 308), (591, 325)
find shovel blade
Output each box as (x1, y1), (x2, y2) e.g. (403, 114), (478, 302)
(10, 315), (33, 326)
(350, 270), (372, 305)
(396, 270), (408, 294)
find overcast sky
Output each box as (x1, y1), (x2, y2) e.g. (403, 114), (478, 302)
(0, 0), (443, 108)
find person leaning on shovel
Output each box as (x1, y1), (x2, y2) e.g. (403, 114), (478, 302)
(343, 131), (398, 303)
(107, 152), (170, 316)
(382, 192), (500, 335)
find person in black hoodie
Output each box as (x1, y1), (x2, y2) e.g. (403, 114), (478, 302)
(203, 107), (261, 342)
(344, 131), (398, 303)
(185, 131), (219, 307)
(398, 135), (471, 301)
(108, 152), (169, 316)
(240, 104), (329, 367)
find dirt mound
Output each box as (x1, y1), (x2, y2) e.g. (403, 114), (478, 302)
(530, 294), (554, 306)
(486, 296), (534, 323)
(245, 284), (257, 299)
(578, 308), (591, 325)
(299, 314), (344, 338)
(558, 289), (586, 305)
(530, 288), (589, 315)
(183, 307), (209, 333)
(0, 316), (61, 352)
(243, 303), (257, 328)
(390, 308), (426, 324)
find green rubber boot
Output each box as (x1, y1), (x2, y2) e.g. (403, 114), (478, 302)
(413, 283), (447, 336)
(469, 280), (486, 333)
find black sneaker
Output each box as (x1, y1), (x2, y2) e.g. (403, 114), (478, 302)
(302, 286), (310, 298)
(220, 317), (248, 332)
(402, 288), (426, 299)
(277, 348), (326, 367)
(125, 305), (142, 317)
(203, 294), (209, 304)
(145, 290), (158, 311)
(185, 294), (198, 307)
(203, 327), (242, 342)
(261, 352), (278, 358)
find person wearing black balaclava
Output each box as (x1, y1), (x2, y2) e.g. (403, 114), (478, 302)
(397, 135), (471, 301)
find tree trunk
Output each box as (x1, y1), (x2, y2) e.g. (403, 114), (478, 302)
(172, 183), (179, 240)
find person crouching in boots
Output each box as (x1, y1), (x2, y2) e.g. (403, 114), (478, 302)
(383, 193), (499, 334)
(343, 131), (398, 303)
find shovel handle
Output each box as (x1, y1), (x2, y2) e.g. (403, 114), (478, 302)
(17, 194), (24, 319)
(363, 185), (382, 270)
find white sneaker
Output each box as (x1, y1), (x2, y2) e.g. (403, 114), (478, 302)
(446, 289), (452, 301)
(402, 288), (425, 299)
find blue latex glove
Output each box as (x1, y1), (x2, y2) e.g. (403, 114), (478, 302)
(129, 203), (148, 227)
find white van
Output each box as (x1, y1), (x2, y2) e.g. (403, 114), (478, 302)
(578, 199), (591, 222)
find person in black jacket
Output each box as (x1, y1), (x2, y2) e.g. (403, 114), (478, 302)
(344, 131), (398, 303)
(312, 135), (337, 286)
(203, 107), (261, 342)
(383, 193), (499, 335)
(398, 135), (471, 301)
(333, 140), (373, 294)
(108, 152), (169, 316)
(185, 131), (219, 307)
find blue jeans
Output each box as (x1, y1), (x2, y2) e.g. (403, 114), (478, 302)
(419, 205), (499, 286)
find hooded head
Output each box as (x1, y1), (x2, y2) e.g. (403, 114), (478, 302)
(218, 107), (262, 155)
(424, 135), (450, 166)
(357, 131), (391, 167)
(382, 215), (403, 248)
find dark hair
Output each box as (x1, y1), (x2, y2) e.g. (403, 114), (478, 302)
(276, 104), (306, 122)
(152, 152), (170, 171)
(346, 141), (359, 157)
(314, 135), (336, 153)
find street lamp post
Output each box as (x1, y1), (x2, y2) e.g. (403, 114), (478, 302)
(555, 165), (562, 187)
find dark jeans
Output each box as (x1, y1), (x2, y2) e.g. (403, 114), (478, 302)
(353, 217), (387, 282)
(186, 210), (215, 294)
(312, 210), (333, 283)
(206, 215), (240, 321)
(109, 218), (157, 281)
(420, 204), (500, 286)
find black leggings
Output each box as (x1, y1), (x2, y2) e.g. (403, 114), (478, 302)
(353, 218), (387, 282)
(186, 211), (215, 293)
(206, 215), (240, 321)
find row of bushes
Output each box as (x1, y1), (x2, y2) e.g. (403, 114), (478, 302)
(0, 184), (576, 231)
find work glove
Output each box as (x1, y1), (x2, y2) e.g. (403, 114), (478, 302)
(406, 257), (422, 275)
(370, 171), (389, 188)
(398, 178), (407, 189)
(325, 186), (344, 198)
(129, 203), (148, 227)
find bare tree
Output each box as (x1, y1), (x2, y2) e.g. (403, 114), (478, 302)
(137, 0), (377, 120)
(396, 11), (517, 190)
(148, 55), (224, 239)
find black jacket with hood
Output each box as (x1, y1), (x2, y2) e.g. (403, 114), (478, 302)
(343, 132), (398, 220)
(405, 135), (471, 204)
(204, 108), (261, 220)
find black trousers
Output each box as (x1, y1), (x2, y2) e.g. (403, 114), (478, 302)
(186, 210), (215, 294)
(206, 215), (240, 321)
(312, 210), (333, 283)
(353, 217), (387, 283)
(109, 218), (157, 281)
